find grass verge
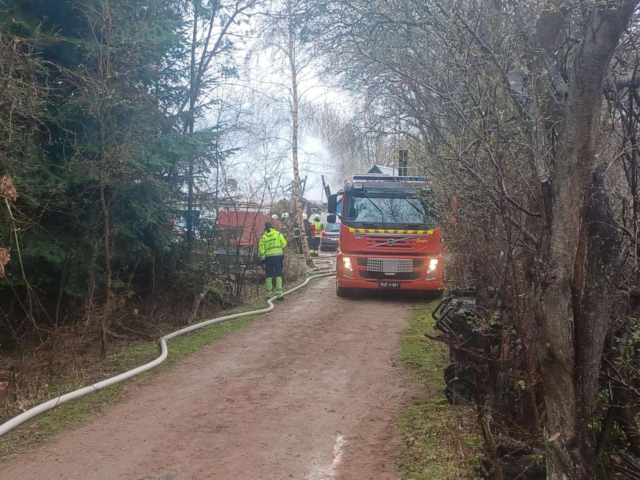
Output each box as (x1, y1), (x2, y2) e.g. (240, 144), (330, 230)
(0, 273), (327, 461)
(398, 300), (483, 480)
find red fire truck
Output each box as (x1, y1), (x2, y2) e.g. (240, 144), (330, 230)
(327, 174), (443, 297)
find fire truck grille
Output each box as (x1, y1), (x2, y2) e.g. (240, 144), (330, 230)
(361, 271), (421, 280)
(366, 258), (414, 273)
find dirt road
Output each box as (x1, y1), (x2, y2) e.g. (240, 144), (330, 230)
(0, 276), (422, 480)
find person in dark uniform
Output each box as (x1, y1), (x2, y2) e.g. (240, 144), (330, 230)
(303, 213), (312, 253)
(293, 221), (302, 253)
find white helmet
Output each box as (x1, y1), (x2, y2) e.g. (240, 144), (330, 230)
(272, 214), (278, 220)
(282, 212), (290, 219)
(314, 214), (321, 220)
(302, 214), (308, 220)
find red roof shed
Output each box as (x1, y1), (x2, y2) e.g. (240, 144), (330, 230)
(217, 211), (282, 247)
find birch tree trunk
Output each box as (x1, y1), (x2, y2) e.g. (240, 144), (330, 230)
(287, 6), (311, 264)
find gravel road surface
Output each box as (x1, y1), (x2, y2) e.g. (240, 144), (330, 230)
(0, 275), (421, 480)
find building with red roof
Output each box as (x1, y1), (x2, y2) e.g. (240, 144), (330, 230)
(216, 211), (282, 248)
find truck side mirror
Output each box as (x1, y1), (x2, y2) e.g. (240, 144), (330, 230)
(328, 194), (338, 214)
(327, 214), (336, 224)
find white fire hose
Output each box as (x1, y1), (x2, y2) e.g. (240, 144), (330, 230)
(309, 253), (336, 273)
(0, 270), (335, 438)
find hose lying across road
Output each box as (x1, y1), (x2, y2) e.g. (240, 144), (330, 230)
(309, 253), (336, 272)
(0, 267), (336, 438)
(309, 259), (335, 272)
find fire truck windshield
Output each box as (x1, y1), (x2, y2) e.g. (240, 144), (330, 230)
(345, 192), (436, 226)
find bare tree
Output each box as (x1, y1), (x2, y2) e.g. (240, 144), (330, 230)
(179, 0), (261, 245)
(249, 0), (336, 264)
(311, 0), (639, 476)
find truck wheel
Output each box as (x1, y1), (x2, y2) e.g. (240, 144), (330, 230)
(336, 281), (350, 298)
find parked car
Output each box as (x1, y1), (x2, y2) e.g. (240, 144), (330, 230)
(320, 222), (340, 251)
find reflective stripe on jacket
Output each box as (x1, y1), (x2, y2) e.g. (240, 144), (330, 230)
(259, 228), (288, 259)
(311, 220), (324, 237)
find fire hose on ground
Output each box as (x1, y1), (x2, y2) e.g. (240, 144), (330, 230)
(0, 268), (336, 438)
(309, 253), (336, 273)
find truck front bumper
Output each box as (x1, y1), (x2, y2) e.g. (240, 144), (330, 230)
(336, 253), (443, 291)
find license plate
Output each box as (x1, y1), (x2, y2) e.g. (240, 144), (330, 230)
(380, 282), (401, 289)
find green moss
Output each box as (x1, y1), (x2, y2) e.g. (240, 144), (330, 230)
(0, 274), (323, 460)
(398, 301), (483, 479)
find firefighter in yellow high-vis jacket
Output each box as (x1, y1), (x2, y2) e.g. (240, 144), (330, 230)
(259, 222), (288, 300)
(309, 214), (323, 257)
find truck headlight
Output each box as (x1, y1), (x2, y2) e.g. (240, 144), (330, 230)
(427, 258), (438, 274)
(343, 256), (353, 272)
